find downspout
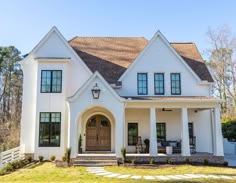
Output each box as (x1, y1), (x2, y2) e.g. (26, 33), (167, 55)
(210, 108), (215, 155)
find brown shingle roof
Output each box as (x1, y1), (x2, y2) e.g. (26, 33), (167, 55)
(69, 37), (213, 83)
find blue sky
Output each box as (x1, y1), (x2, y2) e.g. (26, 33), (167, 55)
(0, 0), (235, 59)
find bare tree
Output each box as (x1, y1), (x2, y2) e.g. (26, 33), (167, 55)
(207, 25), (236, 116)
(0, 46), (22, 152)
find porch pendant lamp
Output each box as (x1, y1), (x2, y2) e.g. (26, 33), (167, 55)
(91, 83), (101, 99)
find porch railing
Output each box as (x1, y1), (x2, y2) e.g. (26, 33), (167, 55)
(0, 146), (24, 169)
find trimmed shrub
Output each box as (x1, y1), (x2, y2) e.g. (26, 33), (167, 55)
(149, 158), (155, 165)
(0, 169), (6, 176)
(185, 158), (190, 164)
(121, 147), (126, 162)
(4, 164), (13, 172)
(203, 159), (209, 165)
(50, 155), (56, 162)
(65, 147), (71, 166)
(38, 156), (44, 162)
(62, 156), (66, 162)
(223, 161), (228, 166)
(131, 159), (136, 165)
(27, 156), (33, 163)
(166, 158), (173, 165)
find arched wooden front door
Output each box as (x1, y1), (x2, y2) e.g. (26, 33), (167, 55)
(86, 115), (111, 151)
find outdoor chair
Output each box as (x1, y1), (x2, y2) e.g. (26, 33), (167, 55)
(189, 136), (196, 154)
(136, 136), (145, 153)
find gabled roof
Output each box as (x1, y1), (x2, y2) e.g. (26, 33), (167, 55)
(20, 27), (92, 75)
(69, 37), (147, 84)
(67, 71), (123, 102)
(68, 35), (213, 84)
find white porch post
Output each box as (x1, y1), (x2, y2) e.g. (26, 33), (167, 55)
(181, 107), (190, 156)
(115, 107), (125, 158)
(150, 107), (157, 156)
(213, 105), (224, 156)
(67, 107), (77, 158)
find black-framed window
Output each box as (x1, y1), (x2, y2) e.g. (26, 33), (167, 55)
(137, 73), (148, 95)
(128, 123), (138, 145)
(171, 73), (181, 95)
(188, 122), (194, 138)
(154, 73), (164, 95)
(41, 70), (62, 93)
(156, 123), (166, 141)
(39, 112), (61, 147)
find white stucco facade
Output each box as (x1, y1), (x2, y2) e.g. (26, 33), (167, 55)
(20, 27), (224, 160)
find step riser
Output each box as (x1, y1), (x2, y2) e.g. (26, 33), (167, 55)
(73, 158), (118, 167)
(75, 157), (117, 160)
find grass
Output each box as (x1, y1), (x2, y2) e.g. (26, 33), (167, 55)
(106, 164), (236, 176)
(0, 162), (235, 183)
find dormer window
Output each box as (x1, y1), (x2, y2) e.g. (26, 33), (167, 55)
(137, 73), (148, 95)
(41, 70), (62, 93)
(171, 73), (181, 95)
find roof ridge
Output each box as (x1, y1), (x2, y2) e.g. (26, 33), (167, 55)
(68, 36), (79, 43)
(170, 42), (195, 44)
(69, 36), (147, 39)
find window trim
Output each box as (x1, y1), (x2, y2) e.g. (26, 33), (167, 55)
(40, 70), (62, 93)
(156, 122), (166, 142)
(154, 73), (165, 95)
(137, 73), (148, 95)
(39, 112), (61, 147)
(170, 73), (181, 95)
(127, 122), (138, 146)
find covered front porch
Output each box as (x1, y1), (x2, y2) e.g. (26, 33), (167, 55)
(69, 98), (224, 159)
(123, 98), (224, 157)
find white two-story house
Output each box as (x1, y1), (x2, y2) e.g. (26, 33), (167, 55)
(20, 27), (224, 162)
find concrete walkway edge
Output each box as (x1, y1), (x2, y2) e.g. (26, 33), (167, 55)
(87, 167), (236, 180)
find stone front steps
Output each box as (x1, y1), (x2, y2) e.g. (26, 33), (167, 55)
(73, 159), (118, 167)
(73, 154), (117, 166)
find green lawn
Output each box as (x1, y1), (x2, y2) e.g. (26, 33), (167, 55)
(106, 164), (236, 176)
(0, 162), (235, 183)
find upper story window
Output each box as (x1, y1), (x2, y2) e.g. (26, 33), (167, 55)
(154, 73), (164, 95)
(171, 73), (181, 95)
(137, 73), (148, 95)
(41, 70), (62, 93)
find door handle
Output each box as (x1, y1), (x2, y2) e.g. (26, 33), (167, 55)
(96, 134), (98, 141)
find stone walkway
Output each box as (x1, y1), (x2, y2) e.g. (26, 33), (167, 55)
(87, 167), (236, 180)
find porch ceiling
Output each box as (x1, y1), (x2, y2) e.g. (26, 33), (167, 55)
(122, 96), (223, 108)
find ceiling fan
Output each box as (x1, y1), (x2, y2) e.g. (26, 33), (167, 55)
(162, 108), (173, 112)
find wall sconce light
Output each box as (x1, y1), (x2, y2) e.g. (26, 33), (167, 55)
(91, 83), (100, 99)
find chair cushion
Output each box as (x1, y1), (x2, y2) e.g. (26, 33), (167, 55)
(161, 141), (169, 147)
(169, 141), (177, 147)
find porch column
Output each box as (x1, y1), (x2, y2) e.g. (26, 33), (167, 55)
(150, 107), (157, 156)
(115, 107), (125, 158)
(181, 107), (190, 156)
(213, 105), (224, 156)
(67, 106), (77, 158)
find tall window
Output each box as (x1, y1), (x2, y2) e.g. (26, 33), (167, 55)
(171, 73), (181, 95)
(188, 122), (194, 138)
(137, 73), (148, 95)
(154, 73), (164, 95)
(41, 70), (62, 93)
(39, 112), (61, 147)
(156, 123), (166, 141)
(128, 123), (138, 145)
